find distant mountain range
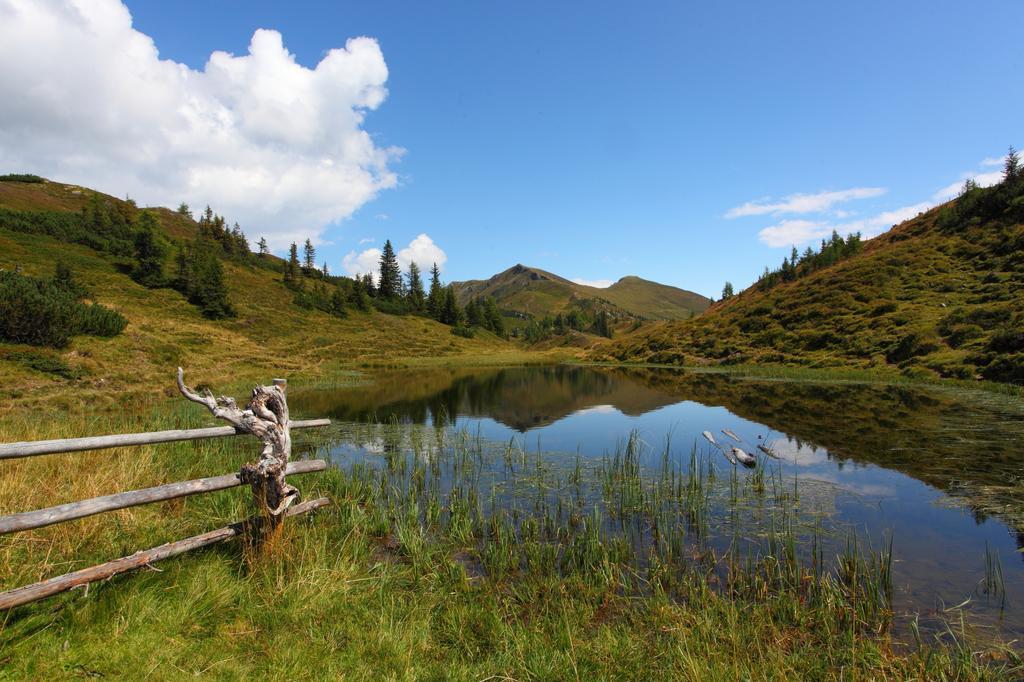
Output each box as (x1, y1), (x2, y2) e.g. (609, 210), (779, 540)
(452, 264), (710, 321)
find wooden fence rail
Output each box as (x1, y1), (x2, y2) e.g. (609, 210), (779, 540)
(0, 418), (332, 460)
(0, 497), (332, 611)
(0, 459), (327, 535)
(0, 371), (333, 610)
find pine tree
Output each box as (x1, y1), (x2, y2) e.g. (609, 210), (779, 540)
(427, 262), (443, 319)
(285, 242), (300, 284)
(303, 239), (316, 270)
(1005, 146), (1021, 184)
(230, 223), (249, 255)
(351, 276), (372, 311)
(132, 210), (166, 287)
(466, 298), (483, 327)
(721, 282), (734, 299)
(377, 239), (401, 299)
(483, 298), (505, 337)
(322, 261), (330, 277)
(406, 261), (425, 311)
(440, 285), (462, 326)
(257, 237), (269, 256)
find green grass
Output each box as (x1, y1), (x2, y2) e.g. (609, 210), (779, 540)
(1, 398), (1021, 678)
(593, 197), (1024, 385)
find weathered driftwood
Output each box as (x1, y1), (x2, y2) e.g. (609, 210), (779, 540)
(176, 368), (299, 519)
(0, 460), (327, 536)
(731, 447), (757, 468)
(0, 419), (330, 460)
(0, 497), (331, 611)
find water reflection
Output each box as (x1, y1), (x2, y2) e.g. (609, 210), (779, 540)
(292, 365), (1024, 641)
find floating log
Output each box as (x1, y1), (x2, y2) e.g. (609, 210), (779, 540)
(0, 419), (331, 460)
(0, 460), (328, 536)
(757, 444), (780, 459)
(732, 447), (757, 468)
(0, 497), (331, 611)
(722, 429), (742, 443)
(701, 430), (717, 446)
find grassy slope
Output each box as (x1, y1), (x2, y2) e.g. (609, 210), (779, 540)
(595, 275), (711, 320)
(453, 264), (710, 320)
(593, 202), (1024, 382)
(0, 180), (528, 413)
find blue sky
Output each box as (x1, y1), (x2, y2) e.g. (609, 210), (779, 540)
(3, 1), (1021, 297)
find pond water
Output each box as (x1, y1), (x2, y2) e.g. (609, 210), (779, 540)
(291, 365), (1024, 644)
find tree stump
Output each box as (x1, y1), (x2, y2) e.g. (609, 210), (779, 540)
(176, 368), (299, 524)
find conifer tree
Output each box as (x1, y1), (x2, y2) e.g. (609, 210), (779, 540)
(322, 261), (329, 277)
(377, 239), (402, 299)
(406, 261), (425, 311)
(427, 262), (443, 319)
(1005, 146), (1021, 184)
(132, 210), (166, 287)
(721, 282), (734, 299)
(441, 285), (462, 326)
(483, 298), (505, 337)
(257, 237), (269, 256)
(177, 202), (192, 219)
(285, 242), (300, 283)
(303, 239), (316, 270)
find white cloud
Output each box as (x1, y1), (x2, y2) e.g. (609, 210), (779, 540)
(572, 277), (615, 288)
(932, 171), (1004, 202)
(726, 187), (886, 218)
(358, 237), (375, 244)
(932, 152), (1018, 202)
(398, 233), (447, 271)
(757, 220), (830, 248)
(0, 0), (401, 250)
(343, 233), (447, 278)
(757, 203), (932, 247)
(841, 202), (932, 239)
(342, 247), (381, 278)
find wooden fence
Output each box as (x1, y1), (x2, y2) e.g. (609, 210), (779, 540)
(0, 373), (332, 611)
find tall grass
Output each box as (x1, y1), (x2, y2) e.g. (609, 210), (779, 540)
(1, 409), (1021, 678)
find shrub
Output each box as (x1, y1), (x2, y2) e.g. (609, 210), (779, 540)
(0, 270), (126, 347)
(3, 350), (84, 379)
(451, 325), (475, 338)
(0, 173), (44, 183)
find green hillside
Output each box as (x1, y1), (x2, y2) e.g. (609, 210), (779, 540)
(452, 264), (709, 320)
(592, 175), (1024, 384)
(0, 177), (522, 410)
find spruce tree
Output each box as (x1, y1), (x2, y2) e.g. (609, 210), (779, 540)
(406, 261), (425, 311)
(427, 262), (443, 319)
(483, 298), (504, 337)
(377, 239), (401, 299)
(132, 210), (166, 287)
(303, 239), (316, 270)
(721, 282), (734, 299)
(286, 242), (300, 283)
(441, 285), (462, 326)
(257, 237), (269, 256)
(177, 202), (192, 219)
(1005, 146), (1021, 184)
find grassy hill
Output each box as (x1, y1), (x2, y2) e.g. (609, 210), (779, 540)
(592, 177), (1024, 384)
(452, 264), (709, 320)
(0, 177), (524, 411)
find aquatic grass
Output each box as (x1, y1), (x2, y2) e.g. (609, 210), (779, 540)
(2, 403), (1022, 678)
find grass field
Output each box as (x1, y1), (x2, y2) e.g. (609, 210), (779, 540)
(2, 401), (1020, 679)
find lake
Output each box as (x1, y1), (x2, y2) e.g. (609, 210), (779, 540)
(291, 364), (1024, 644)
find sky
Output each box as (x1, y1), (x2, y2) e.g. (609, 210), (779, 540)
(0, 1), (1021, 297)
